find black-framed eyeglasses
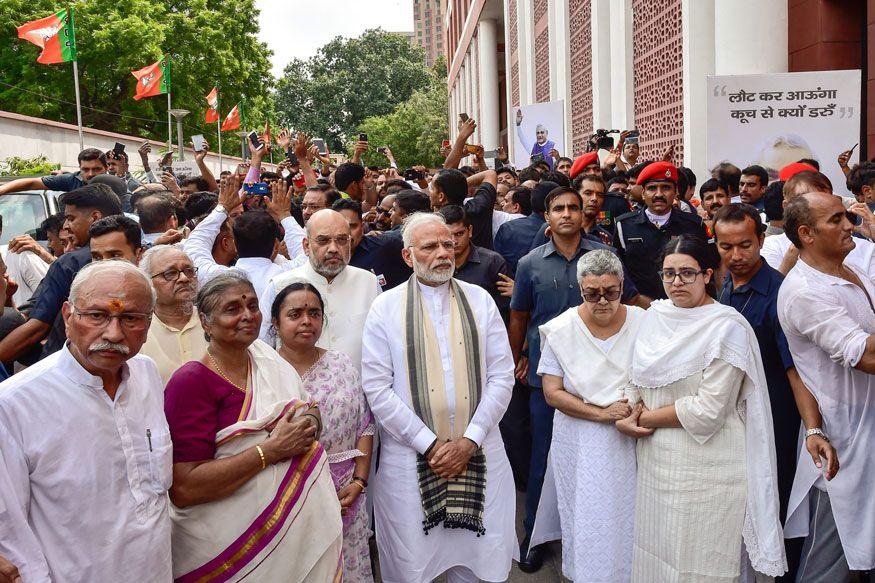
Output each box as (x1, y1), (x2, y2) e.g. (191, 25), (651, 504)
(658, 269), (704, 284)
(151, 267), (198, 282)
(71, 309), (152, 331)
(582, 289), (622, 303)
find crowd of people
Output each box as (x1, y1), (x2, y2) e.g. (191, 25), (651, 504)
(0, 116), (872, 583)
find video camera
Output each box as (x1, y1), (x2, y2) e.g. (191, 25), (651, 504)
(587, 129), (620, 152)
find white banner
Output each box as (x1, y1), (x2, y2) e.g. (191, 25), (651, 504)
(511, 100), (566, 170)
(707, 70), (861, 195)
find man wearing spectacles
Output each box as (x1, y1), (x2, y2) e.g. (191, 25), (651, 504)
(261, 209), (381, 367)
(0, 260), (172, 582)
(138, 245), (208, 385)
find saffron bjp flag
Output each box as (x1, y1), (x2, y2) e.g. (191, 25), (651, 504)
(205, 87), (219, 123)
(131, 58), (168, 101)
(17, 8), (77, 64)
(221, 104), (241, 131)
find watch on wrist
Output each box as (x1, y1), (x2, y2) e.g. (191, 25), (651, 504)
(805, 427), (829, 442)
(214, 204), (228, 215)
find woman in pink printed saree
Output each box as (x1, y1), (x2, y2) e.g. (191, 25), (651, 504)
(164, 273), (343, 582)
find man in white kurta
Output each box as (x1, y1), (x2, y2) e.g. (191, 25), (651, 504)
(361, 214), (517, 583)
(0, 261), (172, 582)
(260, 209), (381, 367)
(777, 192), (875, 579)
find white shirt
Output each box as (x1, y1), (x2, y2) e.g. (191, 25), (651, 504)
(644, 208), (671, 227)
(259, 261), (382, 367)
(182, 207), (306, 288)
(235, 256), (286, 301)
(0, 347), (172, 582)
(762, 232), (875, 275)
(777, 257), (875, 570)
(464, 196), (522, 239)
(3, 250), (49, 306)
(360, 279), (517, 582)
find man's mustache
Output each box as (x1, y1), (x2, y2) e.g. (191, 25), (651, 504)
(88, 341), (130, 355)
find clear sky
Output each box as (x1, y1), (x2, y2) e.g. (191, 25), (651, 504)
(256, 0), (415, 78)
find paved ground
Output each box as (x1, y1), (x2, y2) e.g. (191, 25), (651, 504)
(371, 491), (570, 582)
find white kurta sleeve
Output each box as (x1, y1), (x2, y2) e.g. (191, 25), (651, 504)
(280, 217), (306, 263)
(536, 336), (564, 378)
(781, 288), (870, 368)
(257, 279), (279, 345)
(183, 208), (233, 287)
(0, 422), (51, 582)
(675, 358), (746, 445)
(463, 296), (514, 447)
(361, 301), (437, 454)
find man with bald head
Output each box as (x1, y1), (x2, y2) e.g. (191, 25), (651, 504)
(0, 261), (171, 582)
(761, 170), (875, 276)
(138, 245), (207, 385)
(260, 208), (381, 366)
(778, 191), (875, 581)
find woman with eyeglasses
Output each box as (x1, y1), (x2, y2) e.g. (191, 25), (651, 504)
(531, 249), (645, 582)
(163, 272), (343, 581)
(618, 234), (787, 581)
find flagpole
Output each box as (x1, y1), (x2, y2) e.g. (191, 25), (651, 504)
(67, 6), (83, 151)
(166, 55), (172, 153)
(216, 90), (223, 173)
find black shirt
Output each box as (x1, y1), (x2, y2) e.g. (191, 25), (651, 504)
(599, 192), (633, 232)
(613, 209), (707, 299)
(454, 245), (509, 304)
(350, 227), (412, 291)
(493, 213), (546, 276)
(463, 182), (498, 250)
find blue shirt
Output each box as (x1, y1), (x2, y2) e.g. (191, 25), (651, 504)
(41, 171), (86, 192)
(718, 259), (800, 507)
(351, 227), (411, 291)
(494, 213), (546, 276)
(511, 237), (638, 387)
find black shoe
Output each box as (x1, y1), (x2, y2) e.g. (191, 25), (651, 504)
(518, 538), (545, 573)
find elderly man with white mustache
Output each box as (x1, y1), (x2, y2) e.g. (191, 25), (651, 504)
(361, 212), (517, 583)
(0, 261), (172, 582)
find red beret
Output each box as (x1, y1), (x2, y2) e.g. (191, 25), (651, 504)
(635, 161), (678, 185)
(569, 152), (599, 179)
(778, 162), (817, 182)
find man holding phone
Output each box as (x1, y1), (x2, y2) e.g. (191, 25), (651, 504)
(0, 148), (107, 195)
(106, 144), (142, 195)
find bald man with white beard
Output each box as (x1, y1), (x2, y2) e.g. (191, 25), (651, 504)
(259, 209), (381, 367)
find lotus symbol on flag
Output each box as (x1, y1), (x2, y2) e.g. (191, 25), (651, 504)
(141, 72), (155, 87)
(22, 25), (61, 47)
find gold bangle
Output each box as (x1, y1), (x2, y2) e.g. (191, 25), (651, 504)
(351, 480), (365, 493)
(255, 445), (267, 470)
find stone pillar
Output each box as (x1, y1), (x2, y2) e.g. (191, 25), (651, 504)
(715, 0), (787, 74)
(478, 19), (501, 149)
(609, 0), (635, 130)
(681, 0), (715, 176)
(591, 0), (613, 130)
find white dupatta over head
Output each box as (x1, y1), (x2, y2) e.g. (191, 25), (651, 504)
(631, 300), (788, 577)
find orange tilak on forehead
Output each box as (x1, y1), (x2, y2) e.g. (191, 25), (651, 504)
(108, 298), (125, 313)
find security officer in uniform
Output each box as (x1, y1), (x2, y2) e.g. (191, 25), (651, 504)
(569, 151), (630, 232)
(614, 161), (708, 300)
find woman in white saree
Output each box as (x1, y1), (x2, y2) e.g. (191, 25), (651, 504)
(534, 250), (645, 582)
(164, 273), (343, 582)
(617, 235), (787, 582)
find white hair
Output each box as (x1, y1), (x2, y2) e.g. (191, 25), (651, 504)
(139, 245), (190, 279)
(536, 124), (548, 133)
(70, 260), (156, 310)
(401, 212), (447, 248)
(576, 249), (624, 282)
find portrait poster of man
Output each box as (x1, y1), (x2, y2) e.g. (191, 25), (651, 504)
(512, 100), (566, 170)
(707, 70), (860, 196)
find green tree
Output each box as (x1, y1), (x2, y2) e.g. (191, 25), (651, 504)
(274, 29), (432, 151)
(354, 56), (448, 169)
(0, 0), (273, 154)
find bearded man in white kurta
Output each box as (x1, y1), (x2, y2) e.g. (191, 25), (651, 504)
(362, 213), (517, 583)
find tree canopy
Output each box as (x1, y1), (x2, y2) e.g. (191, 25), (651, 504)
(355, 56), (449, 169)
(274, 29), (432, 152)
(0, 0), (274, 152)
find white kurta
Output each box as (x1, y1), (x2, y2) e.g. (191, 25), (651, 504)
(761, 232), (875, 275)
(532, 306), (644, 582)
(0, 347), (172, 582)
(361, 279), (517, 583)
(260, 261), (382, 367)
(139, 311), (209, 386)
(777, 257), (875, 571)
(3, 249), (49, 307)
